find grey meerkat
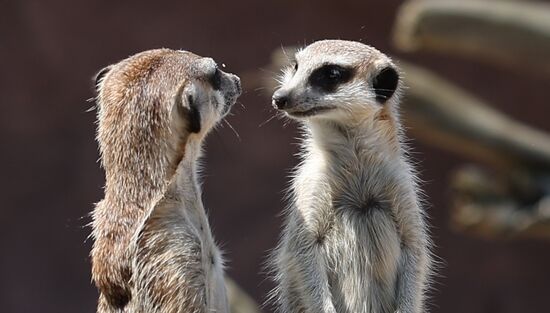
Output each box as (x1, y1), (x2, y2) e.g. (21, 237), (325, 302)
(91, 48), (241, 313)
(268, 40), (432, 313)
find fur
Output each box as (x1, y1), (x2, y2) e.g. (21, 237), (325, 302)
(269, 40), (432, 313)
(91, 48), (241, 313)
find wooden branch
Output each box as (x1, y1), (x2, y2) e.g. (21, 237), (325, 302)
(399, 61), (550, 171)
(393, 0), (550, 75)
(451, 200), (550, 240)
(399, 62), (550, 240)
(450, 165), (550, 240)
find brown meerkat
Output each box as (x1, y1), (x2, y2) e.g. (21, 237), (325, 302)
(269, 40), (432, 313)
(91, 48), (241, 313)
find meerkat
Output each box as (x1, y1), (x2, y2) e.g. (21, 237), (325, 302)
(269, 40), (432, 313)
(90, 48), (241, 313)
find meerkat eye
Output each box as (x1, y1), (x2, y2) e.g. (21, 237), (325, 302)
(308, 64), (353, 92)
(209, 67), (222, 90)
(293, 62), (298, 71)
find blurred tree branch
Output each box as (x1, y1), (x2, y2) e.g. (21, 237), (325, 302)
(399, 62), (550, 171)
(399, 62), (550, 240)
(393, 0), (550, 240)
(450, 165), (550, 240)
(394, 0), (550, 76)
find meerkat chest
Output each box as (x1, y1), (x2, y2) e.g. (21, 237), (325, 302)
(177, 201), (224, 271)
(300, 191), (401, 311)
(179, 203), (228, 313)
(294, 157), (402, 276)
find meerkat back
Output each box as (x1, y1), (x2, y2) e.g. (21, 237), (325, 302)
(269, 40), (432, 313)
(91, 49), (241, 313)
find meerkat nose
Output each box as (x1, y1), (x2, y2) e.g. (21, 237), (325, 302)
(272, 89), (290, 109)
(232, 75), (242, 95)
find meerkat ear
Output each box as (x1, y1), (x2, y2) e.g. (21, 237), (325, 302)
(372, 66), (399, 103)
(93, 65), (113, 94)
(175, 85), (202, 134)
(185, 95), (201, 133)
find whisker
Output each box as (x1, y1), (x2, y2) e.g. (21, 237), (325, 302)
(280, 45), (294, 62)
(224, 119), (241, 141)
(280, 44), (287, 58)
(259, 67), (278, 75)
(85, 105), (97, 113)
(234, 101), (245, 110)
(282, 117), (292, 128)
(259, 114), (278, 128)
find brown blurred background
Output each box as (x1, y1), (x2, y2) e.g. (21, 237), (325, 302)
(1, 0), (549, 312)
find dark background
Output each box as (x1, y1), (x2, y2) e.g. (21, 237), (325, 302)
(2, 1), (549, 312)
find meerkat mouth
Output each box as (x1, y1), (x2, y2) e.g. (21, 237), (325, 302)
(285, 106), (335, 117)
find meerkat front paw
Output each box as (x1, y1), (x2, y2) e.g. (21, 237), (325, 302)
(91, 239), (132, 309)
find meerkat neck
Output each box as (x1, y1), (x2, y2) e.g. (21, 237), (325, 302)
(168, 136), (204, 204)
(307, 114), (402, 160)
(103, 137), (204, 211)
(296, 115), (415, 209)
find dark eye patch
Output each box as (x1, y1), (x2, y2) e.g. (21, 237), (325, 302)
(209, 67), (222, 90)
(308, 64), (353, 92)
(372, 66), (399, 103)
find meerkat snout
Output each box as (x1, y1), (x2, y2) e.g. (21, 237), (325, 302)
(272, 89), (290, 109)
(200, 57), (242, 114)
(273, 42), (401, 120)
(218, 72), (241, 114)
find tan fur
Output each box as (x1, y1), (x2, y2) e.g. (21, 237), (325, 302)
(270, 40), (432, 313)
(91, 48), (241, 313)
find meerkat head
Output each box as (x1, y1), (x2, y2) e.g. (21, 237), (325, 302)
(272, 40), (400, 123)
(94, 49), (241, 196)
